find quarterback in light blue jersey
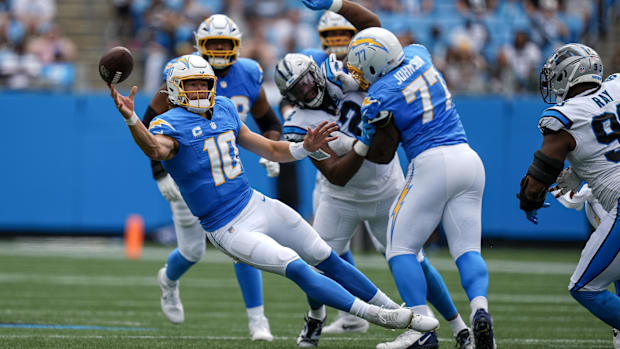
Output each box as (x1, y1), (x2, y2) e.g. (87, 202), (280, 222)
(109, 54), (440, 345)
(141, 15), (283, 340)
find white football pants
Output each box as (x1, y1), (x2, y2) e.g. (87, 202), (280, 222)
(206, 191), (332, 275)
(386, 143), (485, 261)
(569, 201), (620, 292)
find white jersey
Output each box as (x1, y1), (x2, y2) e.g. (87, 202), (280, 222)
(283, 91), (403, 202)
(538, 73), (620, 212)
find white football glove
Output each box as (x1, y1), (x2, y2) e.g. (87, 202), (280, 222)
(328, 53), (359, 92)
(551, 183), (593, 210)
(156, 174), (182, 202)
(553, 167), (582, 197)
(259, 157), (280, 177)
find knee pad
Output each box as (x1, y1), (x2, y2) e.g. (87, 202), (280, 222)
(171, 200), (200, 227)
(178, 235), (205, 262)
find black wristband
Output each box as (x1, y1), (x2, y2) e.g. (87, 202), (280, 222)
(527, 150), (564, 186)
(151, 159), (168, 180)
(255, 107), (282, 134)
(517, 175), (546, 211)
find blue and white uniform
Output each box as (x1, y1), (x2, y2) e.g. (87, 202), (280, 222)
(282, 68), (404, 255)
(362, 45), (485, 261)
(149, 98), (332, 274)
(159, 54), (265, 263)
(538, 74), (620, 296)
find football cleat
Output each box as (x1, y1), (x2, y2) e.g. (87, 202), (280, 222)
(613, 328), (620, 349)
(367, 307), (439, 331)
(322, 311), (369, 334)
(157, 267), (184, 324)
(376, 330), (438, 349)
(248, 314), (274, 342)
(472, 309), (496, 349)
(296, 315), (326, 347)
(455, 328), (474, 349)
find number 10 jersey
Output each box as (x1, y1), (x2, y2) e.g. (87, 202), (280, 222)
(538, 73), (620, 212)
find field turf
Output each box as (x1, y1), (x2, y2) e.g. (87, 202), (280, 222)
(0, 238), (614, 348)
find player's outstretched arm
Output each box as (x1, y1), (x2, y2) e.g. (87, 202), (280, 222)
(301, 0), (380, 30)
(311, 137), (365, 186)
(109, 85), (178, 161)
(366, 120), (400, 164)
(237, 121), (338, 163)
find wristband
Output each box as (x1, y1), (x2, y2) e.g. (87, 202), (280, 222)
(125, 110), (139, 126)
(289, 142), (311, 160)
(329, 0), (343, 12)
(353, 141), (369, 156)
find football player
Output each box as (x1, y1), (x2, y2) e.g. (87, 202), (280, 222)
(109, 55), (440, 344)
(301, 1), (493, 348)
(517, 43), (620, 344)
(277, 52), (473, 348)
(140, 15), (281, 340)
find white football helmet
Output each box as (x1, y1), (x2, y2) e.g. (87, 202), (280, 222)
(194, 14), (242, 69)
(166, 55), (217, 114)
(317, 11), (357, 59)
(275, 53), (326, 108)
(346, 27), (404, 91)
(540, 43), (603, 104)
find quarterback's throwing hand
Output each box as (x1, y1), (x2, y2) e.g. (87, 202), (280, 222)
(304, 121), (338, 152)
(110, 84), (138, 121)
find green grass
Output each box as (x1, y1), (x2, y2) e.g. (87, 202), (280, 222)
(0, 239), (614, 348)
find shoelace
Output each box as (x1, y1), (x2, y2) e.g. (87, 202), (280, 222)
(377, 306), (398, 325)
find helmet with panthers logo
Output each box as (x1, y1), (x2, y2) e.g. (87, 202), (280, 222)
(540, 43), (603, 104)
(194, 14), (242, 69)
(274, 53), (326, 109)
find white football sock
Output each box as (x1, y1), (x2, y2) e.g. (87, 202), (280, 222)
(308, 305), (326, 320)
(448, 314), (468, 336)
(470, 296), (489, 323)
(410, 304), (430, 317)
(247, 305), (264, 318)
(349, 298), (369, 319)
(368, 290), (399, 309)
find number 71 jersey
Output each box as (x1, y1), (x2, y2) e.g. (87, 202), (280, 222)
(538, 73), (620, 212)
(362, 44), (467, 162)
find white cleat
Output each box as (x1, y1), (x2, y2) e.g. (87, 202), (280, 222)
(323, 311), (369, 334)
(613, 328), (620, 349)
(409, 313), (440, 332)
(367, 306), (421, 330)
(157, 267), (184, 324)
(249, 315), (274, 342)
(376, 330), (424, 349)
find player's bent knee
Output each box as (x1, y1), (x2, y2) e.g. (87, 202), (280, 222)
(179, 240), (205, 262)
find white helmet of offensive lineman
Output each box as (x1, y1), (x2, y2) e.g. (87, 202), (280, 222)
(195, 14), (242, 69)
(346, 27), (404, 91)
(166, 55), (217, 114)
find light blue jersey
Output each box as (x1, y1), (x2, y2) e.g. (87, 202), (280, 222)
(164, 53), (264, 122)
(149, 97), (252, 231)
(300, 48), (328, 66)
(362, 44), (467, 161)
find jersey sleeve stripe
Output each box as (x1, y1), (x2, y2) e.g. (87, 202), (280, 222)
(282, 125), (308, 135)
(542, 109), (573, 129)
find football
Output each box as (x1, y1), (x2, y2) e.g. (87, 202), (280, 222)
(98, 46), (133, 84)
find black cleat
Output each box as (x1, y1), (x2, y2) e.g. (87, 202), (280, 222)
(296, 315), (326, 347)
(408, 331), (439, 349)
(472, 309), (496, 349)
(454, 328), (474, 349)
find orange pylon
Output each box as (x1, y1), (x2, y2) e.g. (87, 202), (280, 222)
(124, 214), (144, 259)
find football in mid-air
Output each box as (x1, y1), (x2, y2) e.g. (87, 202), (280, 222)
(98, 46), (133, 84)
